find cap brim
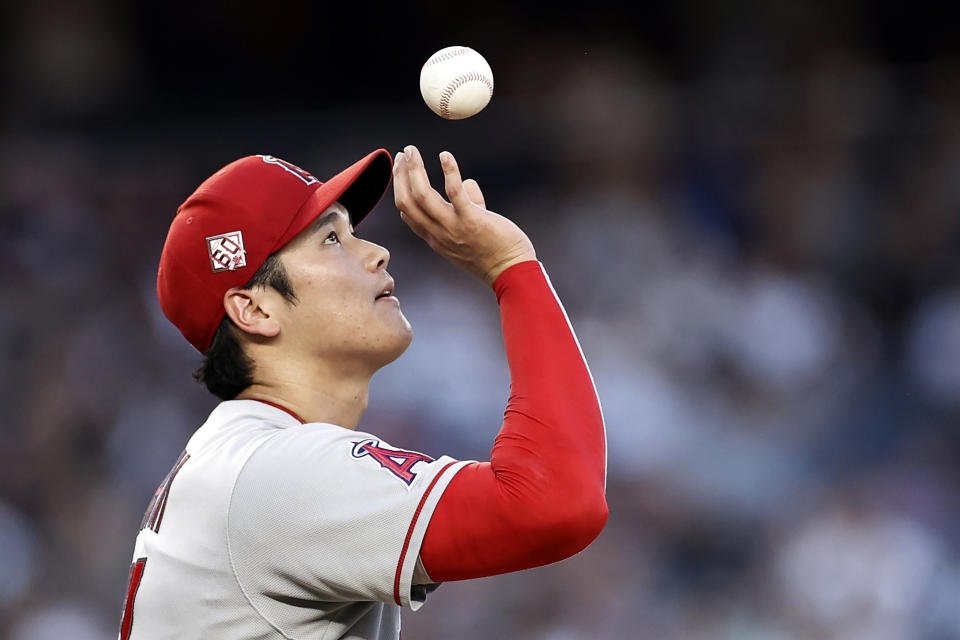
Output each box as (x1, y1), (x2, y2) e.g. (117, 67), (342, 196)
(276, 148), (393, 249)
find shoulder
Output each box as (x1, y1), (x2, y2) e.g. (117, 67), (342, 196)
(239, 423), (413, 475)
(186, 400), (305, 451)
(235, 423), (459, 496)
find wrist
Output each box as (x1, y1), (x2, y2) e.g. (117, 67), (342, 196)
(484, 252), (538, 287)
(491, 259), (543, 295)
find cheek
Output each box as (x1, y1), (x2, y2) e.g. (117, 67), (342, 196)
(294, 272), (375, 336)
(306, 285), (362, 327)
(288, 259), (406, 350)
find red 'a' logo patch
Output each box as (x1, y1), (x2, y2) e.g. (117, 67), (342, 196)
(351, 439), (433, 485)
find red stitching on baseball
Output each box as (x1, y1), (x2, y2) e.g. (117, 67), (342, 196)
(438, 72), (494, 118)
(422, 47), (472, 68)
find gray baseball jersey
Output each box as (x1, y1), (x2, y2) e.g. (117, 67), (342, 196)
(120, 400), (470, 639)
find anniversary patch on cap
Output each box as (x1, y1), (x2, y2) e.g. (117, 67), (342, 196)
(206, 230), (247, 272)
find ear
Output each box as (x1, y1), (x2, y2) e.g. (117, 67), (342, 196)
(223, 287), (281, 338)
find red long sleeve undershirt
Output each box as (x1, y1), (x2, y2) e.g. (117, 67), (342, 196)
(419, 260), (608, 581)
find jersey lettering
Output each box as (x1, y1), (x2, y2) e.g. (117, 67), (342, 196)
(122, 452), (190, 635)
(351, 439), (432, 485)
(141, 450), (190, 533)
(119, 557), (147, 640)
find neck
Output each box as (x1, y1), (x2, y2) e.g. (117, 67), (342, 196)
(236, 359), (372, 429)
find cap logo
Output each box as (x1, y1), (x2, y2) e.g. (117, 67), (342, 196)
(206, 231), (247, 272)
(257, 155), (319, 186)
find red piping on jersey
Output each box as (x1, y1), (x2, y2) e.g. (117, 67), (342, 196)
(253, 399), (306, 424)
(393, 460), (458, 606)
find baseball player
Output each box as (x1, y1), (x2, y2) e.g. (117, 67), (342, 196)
(120, 145), (607, 639)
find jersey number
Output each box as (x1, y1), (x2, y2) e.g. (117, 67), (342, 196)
(119, 450), (190, 638)
(352, 439), (433, 485)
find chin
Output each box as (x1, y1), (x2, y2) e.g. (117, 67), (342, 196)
(390, 325), (414, 361)
(374, 324), (413, 369)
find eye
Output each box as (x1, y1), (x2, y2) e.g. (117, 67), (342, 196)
(323, 230), (340, 245)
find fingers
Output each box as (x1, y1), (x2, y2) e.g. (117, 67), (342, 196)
(392, 158), (432, 240)
(462, 178), (486, 210)
(439, 151), (476, 213)
(394, 146), (485, 249)
(392, 151), (413, 212)
(402, 146), (453, 224)
(398, 210), (432, 242)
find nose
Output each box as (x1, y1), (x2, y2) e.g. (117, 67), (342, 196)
(364, 239), (390, 272)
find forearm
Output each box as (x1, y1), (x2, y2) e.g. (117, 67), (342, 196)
(420, 260), (608, 581)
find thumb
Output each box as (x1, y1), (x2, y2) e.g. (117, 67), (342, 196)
(462, 178), (487, 210)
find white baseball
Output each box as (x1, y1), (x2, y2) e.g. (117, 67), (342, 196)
(419, 46), (494, 120)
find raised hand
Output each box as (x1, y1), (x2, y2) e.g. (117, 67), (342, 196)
(392, 145), (536, 286)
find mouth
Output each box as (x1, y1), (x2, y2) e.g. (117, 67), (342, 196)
(375, 279), (396, 301)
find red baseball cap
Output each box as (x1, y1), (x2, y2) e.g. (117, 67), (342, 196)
(157, 149), (393, 353)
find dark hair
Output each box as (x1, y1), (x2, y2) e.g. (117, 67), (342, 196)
(192, 254), (297, 400)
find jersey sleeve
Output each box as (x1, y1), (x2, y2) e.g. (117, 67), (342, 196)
(419, 260), (608, 580)
(227, 424), (470, 614)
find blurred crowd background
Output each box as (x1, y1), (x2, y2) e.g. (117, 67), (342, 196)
(1, 1), (959, 638)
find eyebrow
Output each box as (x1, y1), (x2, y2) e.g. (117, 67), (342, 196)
(310, 208), (353, 233)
